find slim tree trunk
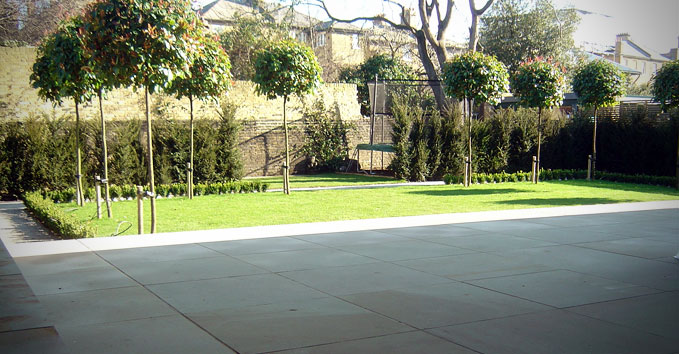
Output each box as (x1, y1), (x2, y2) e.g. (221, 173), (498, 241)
(99, 91), (112, 218)
(283, 95), (290, 195)
(145, 86), (157, 233)
(189, 96), (194, 200)
(592, 106), (598, 180)
(676, 122), (678, 189)
(468, 98), (473, 186)
(74, 100), (84, 206)
(536, 107), (542, 184)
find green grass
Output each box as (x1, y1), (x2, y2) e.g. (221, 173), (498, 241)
(246, 173), (404, 190)
(59, 180), (679, 237)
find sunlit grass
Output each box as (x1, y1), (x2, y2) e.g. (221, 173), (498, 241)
(58, 180), (679, 237)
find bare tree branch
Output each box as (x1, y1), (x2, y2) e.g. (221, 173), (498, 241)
(309, 0), (414, 32)
(468, 0), (494, 51)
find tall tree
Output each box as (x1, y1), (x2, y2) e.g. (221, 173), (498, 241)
(510, 58), (566, 182)
(651, 59), (679, 188)
(442, 51), (509, 186)
(479, 0), (579, 71)
(83, 0), (200, 233)
(168, 28), (232, 199)
(572, 59), (626, 180)
(253, 39), (322, 194)
(312, 0), (493, 109)
(30, 16), (98, 206)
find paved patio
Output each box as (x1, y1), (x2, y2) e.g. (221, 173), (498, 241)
(1, 201), (678, 353)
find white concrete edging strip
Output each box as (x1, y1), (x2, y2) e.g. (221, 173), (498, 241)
(4, 200), (678, 258)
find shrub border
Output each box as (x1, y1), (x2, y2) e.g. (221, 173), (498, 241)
(444, 169), (676, 187)
(23, 191), (96, 239)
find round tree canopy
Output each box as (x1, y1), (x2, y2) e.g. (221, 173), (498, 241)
(510, 58), (566, 109)
(30, 16), (100, 105)
(168, 27), (232, 102)
(252, 39), (322, 100)
(442, 51), (509, 105)
(651, 59), (679, 111)
(572, 59), (626, 109)
(82, 0), (200, 93)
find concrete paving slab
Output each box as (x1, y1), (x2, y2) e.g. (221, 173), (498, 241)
(116, 255), (268, 285)
(567, 291), (679, 340)
(147, 273), (328, 313)
(23, 265), (136, 295)
(375, 224), (485, 238)
(57, 315), (232, 354)
(282, 262), (453, 296)
(275, 331), (477, 354)
(0, 327), (69, 354)
(0, 257), (20, 276)
(429, 309), (678, 354)
(502, 225), (628, 243)
(397, 252), (554, 281)
(14, 252), (110, 276)
(188, 297), (412, 353)
(469, 269), (659, 308)
(200, 236), (324, 255)
(37, 286), (176, 327)
(459, 219), (555, 233)
(96, 244), (223, 266)
(575, 238), (678, 259)
(341, 282), (551, 329)
(233, 248), (379, 272)
(335, 240), (474, 262)
(524, 214), (626, 228)
(425, 233), (559, 252)
(294, 230), (410, 247)
(500, 245), (679, 291)
(0, 274), (51, 332)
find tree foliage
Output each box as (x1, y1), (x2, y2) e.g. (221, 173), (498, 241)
(572, 59), (626, 109)
(510, 58), (566, 109)
(442, 51), (509, 105)
(82, 0), (200, 93)
(219, 12), (288, 81)
(253, 39), (322, 100)
(30, 16), (100, 105)
(652, 60), (679, 111)
(479, 0), (579, 71)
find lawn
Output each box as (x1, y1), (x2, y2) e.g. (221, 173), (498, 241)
(59, 180), (679, 237)
(246, 173), (404, 190)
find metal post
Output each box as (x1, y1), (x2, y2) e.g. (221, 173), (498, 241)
(532, 156), (537, 183)
(95, 175), (102, 219)
(587, 155), (592, 180)
(369, 74), (378, 174)
(136, 186), (143, 235)
(464, 157), (470, 187)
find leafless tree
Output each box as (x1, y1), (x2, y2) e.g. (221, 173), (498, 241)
(0, 0), (90, 45)
(310, 0), (493, 109)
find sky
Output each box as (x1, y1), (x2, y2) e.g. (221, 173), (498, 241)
(196, 0), (679, 53)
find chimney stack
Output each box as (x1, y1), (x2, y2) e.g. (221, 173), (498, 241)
(616, 33), (630, 43)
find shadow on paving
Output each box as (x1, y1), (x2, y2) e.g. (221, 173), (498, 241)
(0, 202), (56, 243)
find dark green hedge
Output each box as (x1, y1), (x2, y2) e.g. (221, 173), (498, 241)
(0, 105), (243, 198)
(23, 191), (96, 239)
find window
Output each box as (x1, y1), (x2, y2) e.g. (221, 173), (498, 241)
(316, 33), (326, 47)
(289, 30), (296, 39)
(352, 34), (360, 49)
(642, 61), (646, 73)
(299, 32), (307, 43)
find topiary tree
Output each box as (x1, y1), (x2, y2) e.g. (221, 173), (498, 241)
(442, 51), (509, 186)
(651, 59), (679, 188)
(167, 28), (232, 199)
(572, 59), (626, 180)
(30, 16), (99, 207)
(83, 0), (200, 233)
(510, 58), (566, 183)
(253, 39), (322, 194)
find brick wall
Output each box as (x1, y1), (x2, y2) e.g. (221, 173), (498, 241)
(0, 46), (393, 176)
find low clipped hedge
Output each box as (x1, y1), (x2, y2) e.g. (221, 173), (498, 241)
(444, 169), (675, 187)
(44, 180), (269, 204)
(23, 191), (96, 239)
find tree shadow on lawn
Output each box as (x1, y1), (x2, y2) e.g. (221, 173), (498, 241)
(495, 197), (629, 207)
(407, 188), (526, 197)
(551, 180), (679, 196)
